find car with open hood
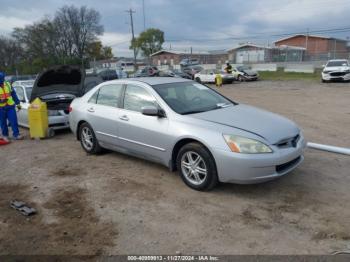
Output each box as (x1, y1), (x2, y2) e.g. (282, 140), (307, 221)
(13, 80), (70, 131)
(69, 77), (306, 191)
(31, 65), (103, 111)
(322, 59), (350, 82)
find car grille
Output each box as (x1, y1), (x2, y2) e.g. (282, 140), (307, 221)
(275, 134), (300, 148)
(276, 156), (301, 174)
(330, 72), (347, 76)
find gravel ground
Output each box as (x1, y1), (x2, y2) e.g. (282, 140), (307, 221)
(0, 80), (349, 255)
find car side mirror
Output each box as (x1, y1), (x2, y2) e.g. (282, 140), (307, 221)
(322, 65), (325, 68)
(141, 106), (165, 117)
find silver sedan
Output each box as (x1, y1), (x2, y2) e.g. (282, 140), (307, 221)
(69, 77), (306, 191)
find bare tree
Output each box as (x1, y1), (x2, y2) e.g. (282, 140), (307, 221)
(55, 5), (104, 60)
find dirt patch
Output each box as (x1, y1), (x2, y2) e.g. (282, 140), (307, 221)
(0, 184), (117, 255)
(312, 230), (350, 241)
(51, 168), (82, 177)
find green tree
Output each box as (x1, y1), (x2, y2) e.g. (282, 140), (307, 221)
(87, 41), (113, 60)
(130, 28), (164, 58)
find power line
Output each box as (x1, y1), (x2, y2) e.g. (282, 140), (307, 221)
(142, 0), (146, 31)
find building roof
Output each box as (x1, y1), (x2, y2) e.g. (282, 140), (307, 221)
(150, 49), (227, 57)
(227, 43), (271, 52)
(276, 45), (306, 50)
(275, 34), (347, 43)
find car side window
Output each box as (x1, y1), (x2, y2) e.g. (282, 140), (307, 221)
(88, 89), (99, 104)
(14, 87), (25, 102)
(96, 84), (123, 107)
(123, 84), (158, 113)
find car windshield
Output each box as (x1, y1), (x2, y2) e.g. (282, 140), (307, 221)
(327, 61), (348, 67)
(237, 66), (251, 71)
(153, 82), (235, 115)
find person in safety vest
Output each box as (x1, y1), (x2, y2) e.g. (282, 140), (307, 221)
(0, 72), (23, 142)
(224, 62), (233, 74)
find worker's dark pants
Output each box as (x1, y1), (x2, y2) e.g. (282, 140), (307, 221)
(0, 106), (20, 138)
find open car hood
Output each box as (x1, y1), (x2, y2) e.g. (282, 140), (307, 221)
(30, 66), (85, 110)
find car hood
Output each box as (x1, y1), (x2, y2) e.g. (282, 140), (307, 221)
(31, 65), (85, 102)
(324, 66), (350, 72)
(190, 104), (299, 144)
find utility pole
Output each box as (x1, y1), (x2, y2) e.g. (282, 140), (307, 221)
(126, 8), (137, 69)
(142, 0), (146, 31)
(305, 28), (309, 60)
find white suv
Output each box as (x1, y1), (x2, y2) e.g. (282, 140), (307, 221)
(322, 59), (350, 82)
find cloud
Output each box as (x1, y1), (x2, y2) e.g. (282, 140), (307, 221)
(0, 16), (33, 34)
(99, 32), (133, 57)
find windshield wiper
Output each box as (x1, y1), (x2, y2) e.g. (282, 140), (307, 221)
(182, 110), (207, 115)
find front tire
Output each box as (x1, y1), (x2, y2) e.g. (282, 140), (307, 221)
(238, 75), (245, 82)
(176, 143), (218, 191)
(195, 77), (202, 83)
(79, 122), (102, 154)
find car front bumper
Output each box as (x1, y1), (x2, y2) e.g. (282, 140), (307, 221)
(212, 135), (307, 184)
(244, 75), (259, 81)
(322, 72), (350, 81)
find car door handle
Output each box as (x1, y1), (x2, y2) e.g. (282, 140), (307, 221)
(87, 107), (95, 113)
(119, 115), (129, 121)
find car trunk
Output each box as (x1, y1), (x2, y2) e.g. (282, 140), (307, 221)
(31, 66), (85, 111)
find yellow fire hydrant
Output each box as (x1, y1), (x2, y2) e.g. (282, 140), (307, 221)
(215, 73), (223, 87)
(28, 98), (49, 139)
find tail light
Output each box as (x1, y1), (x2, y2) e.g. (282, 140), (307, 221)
(68, 106), (72, 113)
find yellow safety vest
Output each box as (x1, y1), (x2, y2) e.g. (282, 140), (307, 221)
(0, 81), (15, 107)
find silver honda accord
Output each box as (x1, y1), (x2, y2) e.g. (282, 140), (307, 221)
(69, 77), (306, 191)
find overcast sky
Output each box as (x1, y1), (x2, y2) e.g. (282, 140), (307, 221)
(1, 0), (350, 57)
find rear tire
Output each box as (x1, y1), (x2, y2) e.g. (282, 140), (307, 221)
(79, 122), (102, 154)
(176, 142), (218, 191)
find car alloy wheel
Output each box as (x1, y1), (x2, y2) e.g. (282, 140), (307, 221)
(79, 123), (102, 154)
(81, 126), (94, 151)
(177, 142), (218, 191)
(181, 151), (207, 185)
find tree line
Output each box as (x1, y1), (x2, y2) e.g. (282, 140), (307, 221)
(0, 5), (113, 75)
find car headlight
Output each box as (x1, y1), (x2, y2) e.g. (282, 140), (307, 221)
(323, 71), (331, 74)
(223, 134), (272, 154)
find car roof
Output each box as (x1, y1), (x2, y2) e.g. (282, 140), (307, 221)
(12, 80), (35, 87)
(126, 77), (192, 85)
(328, 59), (348, 62)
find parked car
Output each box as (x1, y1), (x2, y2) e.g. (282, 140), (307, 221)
(233, 65), (259, 81)
(322, 59), (350, 82)
(5, 74), (37, 84)
(134, 66), (159, 77)
(30, 65), (102, 112)
(69, 77), (306, 191)
(180, 58), (199, 67)
(182, 65), (204, 80)
(12, 80), (70, 132)
(96, 69), (119, 81)
(159, 69), (192, 79)
(194, 69), (235, 84)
